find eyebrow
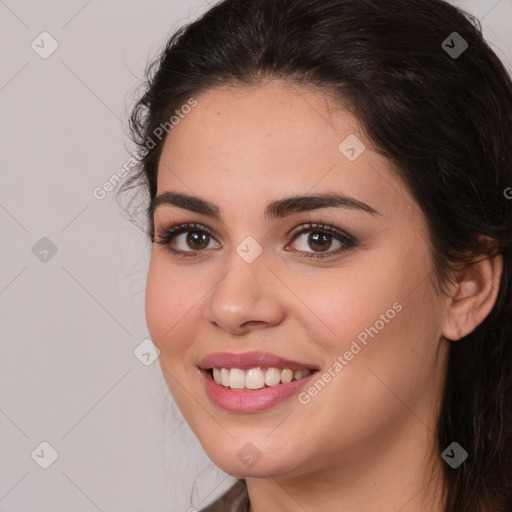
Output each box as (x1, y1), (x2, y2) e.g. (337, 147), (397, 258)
(149, 191), (379, 221)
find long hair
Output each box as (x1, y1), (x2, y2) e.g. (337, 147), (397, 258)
(124, 1), (512, 509)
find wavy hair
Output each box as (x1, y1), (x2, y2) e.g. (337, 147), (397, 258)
(124, 0), (512, 510)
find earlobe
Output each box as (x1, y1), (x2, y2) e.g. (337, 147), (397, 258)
(442, 254), (503, 341)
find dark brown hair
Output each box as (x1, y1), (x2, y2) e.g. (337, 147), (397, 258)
(124, 0), (512, 509)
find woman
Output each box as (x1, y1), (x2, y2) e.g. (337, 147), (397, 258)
(124, 0), (512, 510)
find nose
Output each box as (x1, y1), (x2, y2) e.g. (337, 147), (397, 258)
(203, 252), (286, 336)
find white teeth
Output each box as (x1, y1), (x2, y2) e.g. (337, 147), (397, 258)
(265, 367), (281, 386)
(294, 369), (309, 380)
(220, 368), (230, 386)
(245, 368), (265, 389)
(280, 369), (293, 383)
(229, 368), (246, 389)
(211, 367), (313, 389)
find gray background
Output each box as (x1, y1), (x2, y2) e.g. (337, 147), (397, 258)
(0, 1), (511, 511)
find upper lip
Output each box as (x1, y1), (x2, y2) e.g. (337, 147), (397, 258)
(198, 351), (319, 371)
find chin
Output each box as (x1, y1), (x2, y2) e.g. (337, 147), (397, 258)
(203, 440), (304, 479)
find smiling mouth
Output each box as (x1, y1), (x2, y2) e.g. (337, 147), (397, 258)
(206, 367), (318, 390)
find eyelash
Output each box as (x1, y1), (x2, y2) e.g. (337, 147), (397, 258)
(153, 222), (357, 259)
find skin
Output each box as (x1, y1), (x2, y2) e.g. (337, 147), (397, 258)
(145, 79), (502, 512)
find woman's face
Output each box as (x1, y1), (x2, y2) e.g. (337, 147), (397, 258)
(146, 79), (451, 479)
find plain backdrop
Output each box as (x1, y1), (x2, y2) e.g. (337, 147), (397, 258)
(1, 1), (511, 511)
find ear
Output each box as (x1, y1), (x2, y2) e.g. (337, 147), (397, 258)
(442, 254), (503, 341)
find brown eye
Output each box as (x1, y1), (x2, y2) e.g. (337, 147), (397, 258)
(184, 231), (210, 250)
(154, 223), (220, 257)
(288, 223), (356, 259)
(307, 232), (333, 252)
(154, 221), (356, 260)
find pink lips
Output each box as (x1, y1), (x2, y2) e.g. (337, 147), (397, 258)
(198, 351), (319, 413)
(198, 351), (319, 371)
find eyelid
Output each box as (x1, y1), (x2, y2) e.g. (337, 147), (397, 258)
(288, 222), (355, 243)
(153, 222), (218, 248)
(154, 221), (356, 258)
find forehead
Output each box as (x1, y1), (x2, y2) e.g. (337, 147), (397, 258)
(156, 80), (415, 221)
(160, 79), (357, 168)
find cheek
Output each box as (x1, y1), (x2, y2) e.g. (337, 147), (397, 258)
(144, 256), (202, 416)
(291, 247), (441, 396)
(145, 254), (192, 356)
(288, 253), (408, 352)
(144, 260), (168, 346)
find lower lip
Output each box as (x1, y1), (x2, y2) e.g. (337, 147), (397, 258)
(200, 369), (318, 412)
